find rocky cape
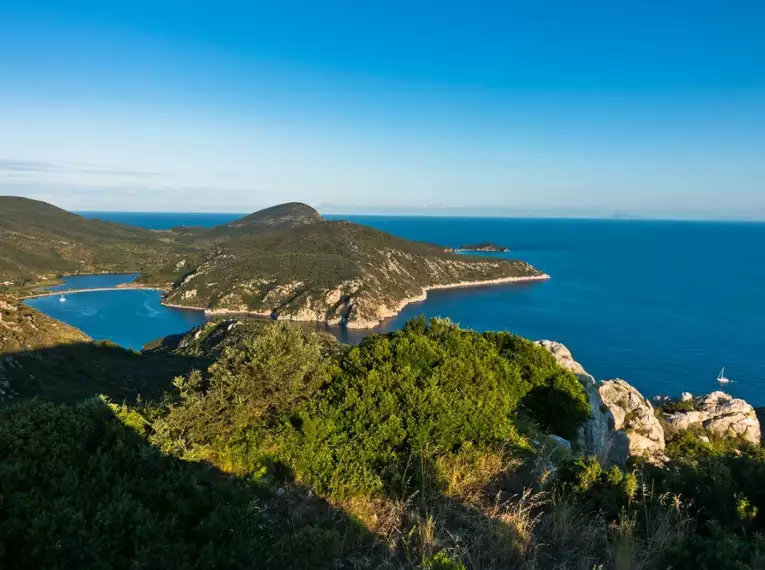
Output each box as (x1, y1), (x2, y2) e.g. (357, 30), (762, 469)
(455, 242), (510, 253)
(142, 205), (549, 328)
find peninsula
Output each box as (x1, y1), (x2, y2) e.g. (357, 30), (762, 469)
(0, 197), (548, 328)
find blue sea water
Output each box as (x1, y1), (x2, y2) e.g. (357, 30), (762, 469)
(41, 212), (765, 404)
(25, 287), (206, 351)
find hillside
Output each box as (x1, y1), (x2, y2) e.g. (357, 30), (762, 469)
(0, 196), (190, 283)
(148, 213), (547, 327)
(2, 317), (765, 569)
(1, 197), (546, 326)
(0, 293), (89, 352)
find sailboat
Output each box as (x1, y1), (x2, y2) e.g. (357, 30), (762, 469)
(717, 367), (730, 384)
(59, 294), (66, 303)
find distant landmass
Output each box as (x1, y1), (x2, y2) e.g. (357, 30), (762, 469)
(0, 197), (547, 327)
(456, 242), (510, 252)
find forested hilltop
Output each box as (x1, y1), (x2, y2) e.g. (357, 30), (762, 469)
(0, 196), (546, 327)
(2, 307), (765, 569)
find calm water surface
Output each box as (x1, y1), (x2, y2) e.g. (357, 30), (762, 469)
(41, 273), (140, 292)
(45, 213), (765, 404)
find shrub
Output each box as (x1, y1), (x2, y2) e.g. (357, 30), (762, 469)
(279, 319), (589, 498)
(151, 322), (334, 455)
(0, 398), (270, 569)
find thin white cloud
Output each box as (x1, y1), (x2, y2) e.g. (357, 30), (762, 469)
(0, 158), (161, 178)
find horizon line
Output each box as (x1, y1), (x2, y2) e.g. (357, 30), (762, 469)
(74, 209), (765, 223)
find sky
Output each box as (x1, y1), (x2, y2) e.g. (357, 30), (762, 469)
(1, 1), (764, 218)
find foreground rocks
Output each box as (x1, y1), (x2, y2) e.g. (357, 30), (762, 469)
(599, 379), (666, 460)
(536, 341), (630, 467)
(537, 340), (762, 466)
(664, 391), (761, 444)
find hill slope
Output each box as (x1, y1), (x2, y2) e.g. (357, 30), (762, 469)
(152, 216), (547, 327)
(0, 196), (189, 283)
(1, 197), (547, 327)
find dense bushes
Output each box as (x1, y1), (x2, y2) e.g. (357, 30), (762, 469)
(556, 430), (765, 569)
(151, 322), (334, 457)
(0, 398), (271, 569)
(152, 317), (591, 498)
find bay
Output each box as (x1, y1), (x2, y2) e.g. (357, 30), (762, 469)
(53, 212), (765, 404)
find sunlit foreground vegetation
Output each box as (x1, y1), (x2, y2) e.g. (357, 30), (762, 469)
(2, 317), (764, 568)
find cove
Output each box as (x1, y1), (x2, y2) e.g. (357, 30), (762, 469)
(25, 289), (206, 351)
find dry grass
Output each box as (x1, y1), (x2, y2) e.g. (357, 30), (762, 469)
(328, 452), (693, 570)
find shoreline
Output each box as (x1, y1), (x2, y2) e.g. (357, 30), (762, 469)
(347, 273), (550, 329)
(19, 285), (166, 300)
(160, 273), (551, 329)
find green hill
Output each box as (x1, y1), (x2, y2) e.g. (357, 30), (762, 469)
(1, 197), (545, 327)
(0, 196), (190, 283)
(147, 213), (546, 327)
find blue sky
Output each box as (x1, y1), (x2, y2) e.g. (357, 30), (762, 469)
(1, 1), (764, 217)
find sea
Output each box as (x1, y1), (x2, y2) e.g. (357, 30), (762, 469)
(25, 212), (765, 405)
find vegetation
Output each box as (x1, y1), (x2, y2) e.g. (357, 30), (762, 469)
(0, 196), (191, 283)
(0, 196), (543, 327)
(3, 307), (765, 568)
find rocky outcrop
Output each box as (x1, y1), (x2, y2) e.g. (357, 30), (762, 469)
(536, 341), (629, 467)
(664, 391), (761, 444)
(599, 379), (666, 460)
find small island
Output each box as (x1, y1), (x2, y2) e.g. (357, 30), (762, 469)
(457, 242), (510, 253)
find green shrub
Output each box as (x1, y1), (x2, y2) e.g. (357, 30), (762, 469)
(279, 319), (589, 497)
(485, 331), (590, 439)
(0, 398), (270, 569)
(151, 322), (334, 455)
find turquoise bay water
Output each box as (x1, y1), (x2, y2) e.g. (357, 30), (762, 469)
(26, 274), (206, 350)
(56, 212), (765, 404)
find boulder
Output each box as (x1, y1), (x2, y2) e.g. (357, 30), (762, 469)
(599, 379), (666, 460)
(664, 391), (760, 444)
(652, 394), (673, 406)
(536, 341), (629, 467)
(681, 392), (693, 402)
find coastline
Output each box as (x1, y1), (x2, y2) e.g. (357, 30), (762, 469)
(346, 273), (551, 329)
(160, 273), (551, 329)
(19, 284), (166, 300)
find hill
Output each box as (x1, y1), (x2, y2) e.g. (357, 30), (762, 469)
(1, 197), (546, 326)
(148, 216), (547, 328)
(0, 196), (190, 283)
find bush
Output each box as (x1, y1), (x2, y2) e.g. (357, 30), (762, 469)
(279, 318), (589, 497)
(0, 398), (270, 569)
(485, 331), (590, 439)
(151, 322), (334, 456)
